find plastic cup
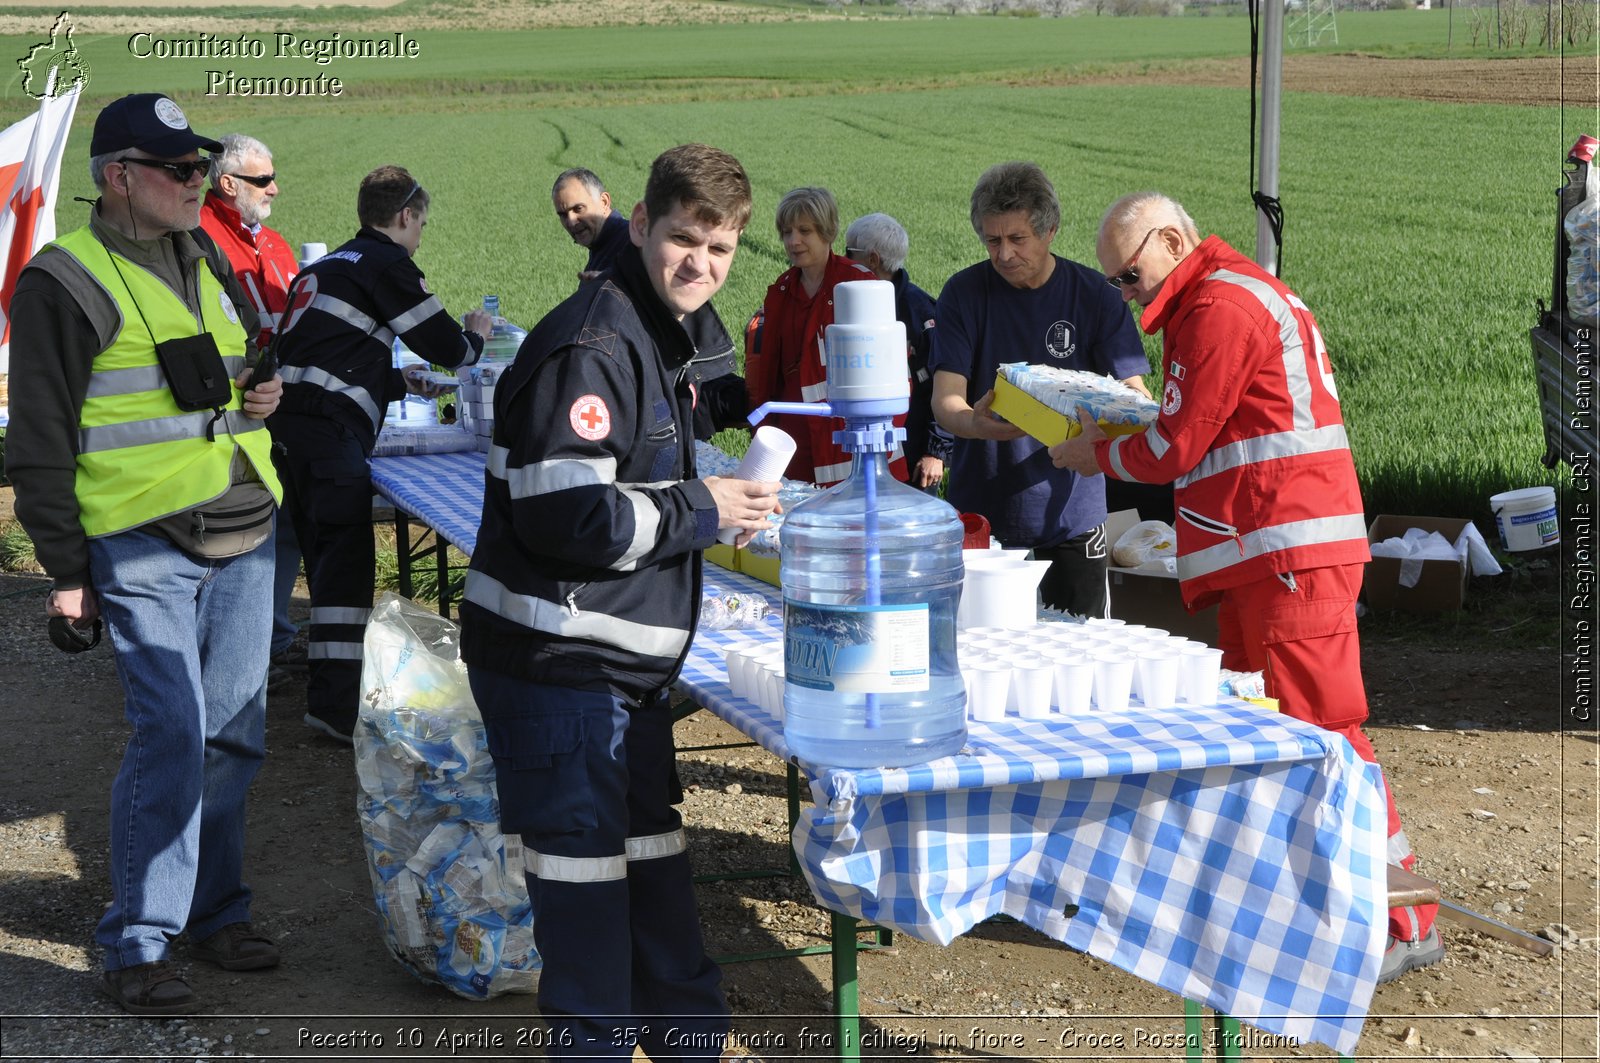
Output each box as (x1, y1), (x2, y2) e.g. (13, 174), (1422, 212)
(1011, 656), (1055, 719)
(1180, 645), (1225, 705)
(766, 669), (786, 722)
(299, 241), (328, 266)
(716, 426), (797, 544)
(725, 648), (750, 699)
(1136, 651), (1182, 710)
(1092, 653), (1135, 712)
(1052, 656), (1094, 714)
(967, 661), (1011, 723)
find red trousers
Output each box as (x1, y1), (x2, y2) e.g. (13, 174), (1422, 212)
(1215, 563), (1437, 942)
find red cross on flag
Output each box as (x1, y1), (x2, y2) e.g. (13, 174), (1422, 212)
(0, 80), (80, 380)
(569, 394), (612, 441)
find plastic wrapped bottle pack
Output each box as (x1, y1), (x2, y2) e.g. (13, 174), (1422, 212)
(356, 594), (539, 1000)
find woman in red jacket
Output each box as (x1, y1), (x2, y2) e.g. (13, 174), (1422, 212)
(745, 186), (906, 486)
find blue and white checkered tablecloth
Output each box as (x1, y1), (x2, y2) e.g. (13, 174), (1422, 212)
(367, 451), (1389, 1055)
(370, 451), (486, 555)
(689, 567), (1388, 1056)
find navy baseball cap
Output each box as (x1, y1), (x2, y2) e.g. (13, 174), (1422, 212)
(90, 94), (223, 158)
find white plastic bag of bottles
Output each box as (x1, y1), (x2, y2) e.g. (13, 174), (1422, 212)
(1566, 162), (1600, 324)
(356, 592), (539, 999)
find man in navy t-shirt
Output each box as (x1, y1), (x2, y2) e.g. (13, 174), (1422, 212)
(929, 161), (1150, 617)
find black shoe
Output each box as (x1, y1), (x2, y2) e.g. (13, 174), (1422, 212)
(303, 711), (354, 745)
(191, 922), (280, 971)
(102, 961), (198, 1016)
(1377, 926), (1444, 984)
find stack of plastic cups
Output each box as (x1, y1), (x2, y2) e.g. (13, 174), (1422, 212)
(1092, 652), (1135, 712)
(1135, 650), (1182, 710)
(1053, 654), (1094, 714)
(1179, 645), (1225, 706)
(966, 661), (1011, 723)
(716, 426), (797, 546)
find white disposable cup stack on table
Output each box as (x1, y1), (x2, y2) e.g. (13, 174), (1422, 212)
(724, 648), (750, 700)
(1092, 653), (1135, 712)
(1135, 651), (1182, 710)
(715, 425), (797, 545)
(967, 661), (1011, 723)
(1011, 656), (1055, 719)
(1179, 645), (1225, 705)
(1052, 656), (1094, 714)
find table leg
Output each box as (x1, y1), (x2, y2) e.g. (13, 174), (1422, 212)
(435, 526), (451, 618)
(1216, 1012), (1242, 1061)
(831, 911), (861, 1062)
(394, 512), (414, 601)
(787, 763), (802, 877)
(1182, 999), (1203, 1062)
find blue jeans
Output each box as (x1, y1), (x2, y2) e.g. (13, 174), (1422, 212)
(88, 528), (272, 971)
(271, 508), (301, 656)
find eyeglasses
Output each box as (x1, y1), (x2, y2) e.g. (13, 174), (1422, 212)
(1106, 227), (1161, 289)
(119, 156), (212, 183)
(844, 246), (870, 258)
(230, 172), (276, 188)
(400, 180), (421, 210)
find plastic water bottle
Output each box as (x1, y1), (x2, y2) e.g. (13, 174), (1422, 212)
(389, 338), (437, 425)
(479, 295), (525, 363)
(773, 280), (966, 769)
(780, 453), (966, 767)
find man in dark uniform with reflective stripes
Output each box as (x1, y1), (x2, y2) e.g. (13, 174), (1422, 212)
(270, 164), (491, 741)
(461, 144), (778, 1059)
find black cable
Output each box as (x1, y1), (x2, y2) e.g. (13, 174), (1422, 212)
(1247, 0), (1286, 276)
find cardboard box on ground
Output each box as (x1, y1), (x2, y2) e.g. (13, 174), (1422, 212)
(1363, 515), (1472, 613)
(1104, 508), (1220, 645)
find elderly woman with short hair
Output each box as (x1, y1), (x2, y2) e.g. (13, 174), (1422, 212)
(744, 186), (906, 486)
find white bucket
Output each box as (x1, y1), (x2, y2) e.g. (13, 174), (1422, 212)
(1489, 486), (1559, 551)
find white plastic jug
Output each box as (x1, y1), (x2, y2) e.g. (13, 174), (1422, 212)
(958, 557), (1050, 631)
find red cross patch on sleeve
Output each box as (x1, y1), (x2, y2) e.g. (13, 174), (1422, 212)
(569, 394), (612, 440)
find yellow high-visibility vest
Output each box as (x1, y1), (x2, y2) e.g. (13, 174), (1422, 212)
(51, 226), (282, 538)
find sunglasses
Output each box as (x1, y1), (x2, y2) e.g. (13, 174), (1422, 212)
(1106, 227), (1161, 289)
(230, 172), (276, 188)
(119, 156), (212, 183)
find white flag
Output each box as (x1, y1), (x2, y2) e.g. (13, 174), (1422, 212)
(0, 78), (81, 376)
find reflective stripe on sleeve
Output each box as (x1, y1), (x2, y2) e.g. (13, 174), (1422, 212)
(463, 570), (691, 659)
(1208, 269), (1314, 432)
(626, 829), (687, 862)
(278, 364), (384, 431)
(1176, 512), (1369, 581)
(525, 848), (627, 883)
(487, 447), (616, 499)
(1175, 424), (1351, 489)
(611, 488), (661, 572)
(387, 294), (445, 336)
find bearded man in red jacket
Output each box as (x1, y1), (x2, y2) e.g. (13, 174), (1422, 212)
(200, 132), (304, 685)
(1051, 190), (1442, 985)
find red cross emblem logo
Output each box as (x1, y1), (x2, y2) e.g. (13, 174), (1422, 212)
(569, 394), (611, 441)
(280, 273), (319, 334)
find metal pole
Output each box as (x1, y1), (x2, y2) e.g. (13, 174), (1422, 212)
(1256, 0), (1285, 272)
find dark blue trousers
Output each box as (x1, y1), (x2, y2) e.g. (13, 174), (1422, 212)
(469, 670), (729, 1061)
